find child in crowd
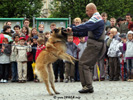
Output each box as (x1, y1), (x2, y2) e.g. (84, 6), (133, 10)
(29, 28), (38, 38)
(65, 35), (78, 83)
(32, 35), (38, 63)
(44, 31), (50, 44)
(72, 17), (81, 45)
(50, 23), (56, 33)
(21, 26), (29, 40)
(77, 37), (87, 81)
(78, 37), (87, 59)
(128, 22), (133, 32)
(123, 31), (133, 81)
(35, 38), (45, 60)
(34, 38), (45, 82)
(107, 28), (121, 81)
(0, 38), (11, 83)
(10, 34), (20, 82)
(27, 38), (34, 81)
(32, 36), (38, 81)
(14, 37), (31, 83)
(38, 24), (44, 34)
(13, 25), (25, 38)
(116, 33), (127, 81)
(53, 59), (64, 82)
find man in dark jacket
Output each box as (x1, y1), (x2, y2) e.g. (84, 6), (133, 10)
(67, 3), (105, 93)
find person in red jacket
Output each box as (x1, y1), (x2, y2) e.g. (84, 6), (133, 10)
(35, 38), (45, 60)
(34, 38), (45, 82)
(72, 17), (81, 45)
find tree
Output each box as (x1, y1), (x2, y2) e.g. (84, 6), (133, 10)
(49, 0), (133, 20)
(0, 0), (43, 18)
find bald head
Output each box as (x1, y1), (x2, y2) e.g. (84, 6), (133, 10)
(86, 3), (97, 10)
(86, 3), (97, 17)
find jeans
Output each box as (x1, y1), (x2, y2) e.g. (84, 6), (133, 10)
(11, 62), (18, 81)
(27, 61), (34, 81)
(0, 64), (9, 80)
(127, 59), (133, 79)
(53, 59), (64, 79)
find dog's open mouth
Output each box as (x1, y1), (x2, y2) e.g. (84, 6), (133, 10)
(62, 28), (73, 35)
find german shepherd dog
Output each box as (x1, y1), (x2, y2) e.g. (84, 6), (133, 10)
(35, 27), (77, 95)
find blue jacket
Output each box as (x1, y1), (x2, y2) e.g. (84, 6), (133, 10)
(72, 12), (104, 40)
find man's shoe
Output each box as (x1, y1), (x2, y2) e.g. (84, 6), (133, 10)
(78, 86), (94, 93)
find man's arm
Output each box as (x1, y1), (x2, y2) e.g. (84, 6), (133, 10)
(73, 31), (88, 37)
(72, 21), (96, 32)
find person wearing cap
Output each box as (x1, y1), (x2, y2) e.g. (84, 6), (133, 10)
(14, 37), (31, 83)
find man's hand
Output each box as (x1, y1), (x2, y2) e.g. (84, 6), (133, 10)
(67, 27), (72, 33)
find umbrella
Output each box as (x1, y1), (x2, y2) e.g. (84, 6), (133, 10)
(121, 55), (124, 81)
(0, 34), (13, 43)
(32, 62), (36, 78)
(96, 64), (101, 81)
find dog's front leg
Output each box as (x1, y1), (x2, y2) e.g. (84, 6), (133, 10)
(58, 52), (76, 64)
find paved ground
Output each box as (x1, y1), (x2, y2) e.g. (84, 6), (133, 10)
(0, 81), (133, 100)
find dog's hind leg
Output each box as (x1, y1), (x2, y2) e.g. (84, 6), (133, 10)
(39, 64), (53, 95)
(48, 64), (60, 94)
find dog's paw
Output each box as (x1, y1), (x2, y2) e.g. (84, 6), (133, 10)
(55, 91), (60, 94)
(49, 93), (54, 95)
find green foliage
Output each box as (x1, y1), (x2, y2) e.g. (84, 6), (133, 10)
(49, 0), (133, 20)
(0, 0), (43, 18)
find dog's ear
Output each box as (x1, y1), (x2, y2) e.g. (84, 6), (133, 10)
(53, 28), (59, 33)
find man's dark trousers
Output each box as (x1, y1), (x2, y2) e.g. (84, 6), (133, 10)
(79, 39), (103, 89)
